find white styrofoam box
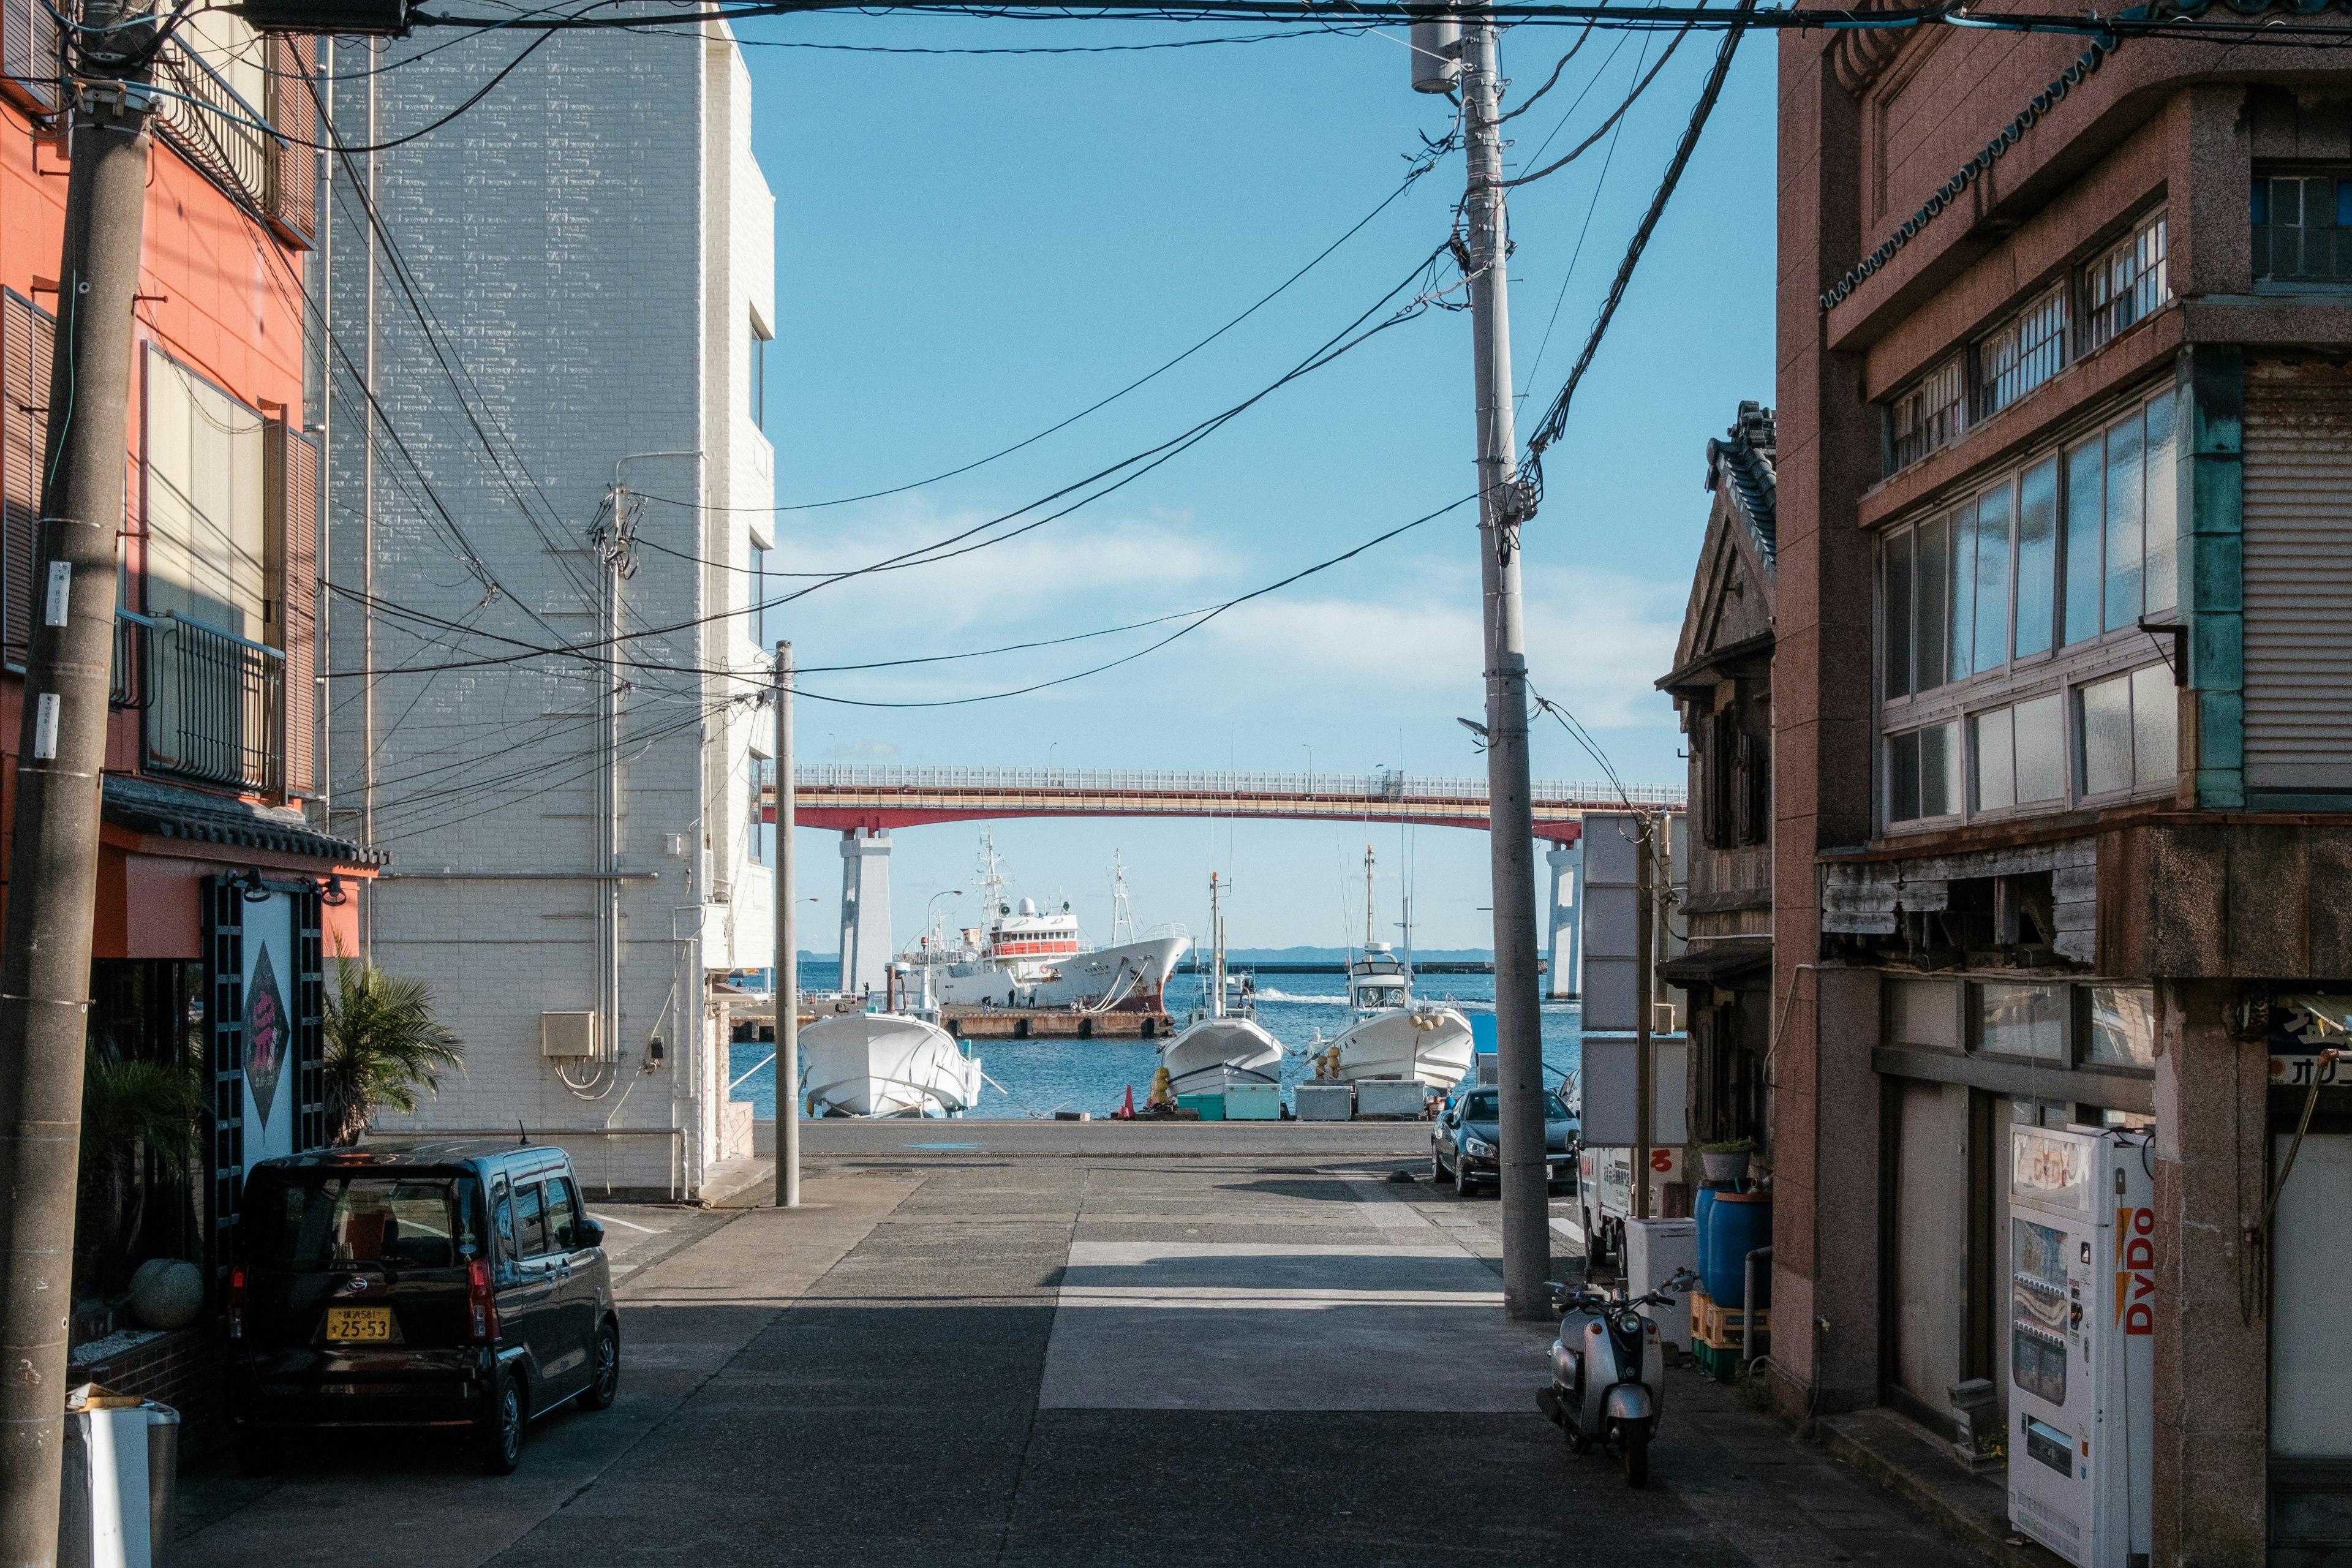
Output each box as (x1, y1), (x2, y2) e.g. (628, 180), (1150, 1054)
(58, 1404), (151, 1568)
(1355, 1079), (1431, 1119)
(1224, 1083), (1281, 1121)
(1624, 1217), (1700, 1351)
(1294, 1084), (1352, 1122)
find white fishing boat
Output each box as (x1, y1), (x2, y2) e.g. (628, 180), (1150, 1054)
(922, 839), (1189, 1011)
(1329, 849), (1474, 1090)
(1158, 872), (1283, 1098)
(799, 1010), (983, 1118)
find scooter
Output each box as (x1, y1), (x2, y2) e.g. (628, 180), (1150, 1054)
(1535, 1268), (1697, 1488)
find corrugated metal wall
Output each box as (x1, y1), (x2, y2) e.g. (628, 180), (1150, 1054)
(2242, 360), (2352, 795)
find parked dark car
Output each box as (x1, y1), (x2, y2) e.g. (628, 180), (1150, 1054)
(1431, 1087), (1577, 1196)
(227, 1142), (617, 1476)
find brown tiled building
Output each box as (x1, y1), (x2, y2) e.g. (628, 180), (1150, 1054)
(1777, 16), (2352, 1563)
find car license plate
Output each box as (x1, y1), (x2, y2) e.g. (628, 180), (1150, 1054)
(325, 1306), (392, 1342)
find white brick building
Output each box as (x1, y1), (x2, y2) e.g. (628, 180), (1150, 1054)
(318, 24), (776, 1196)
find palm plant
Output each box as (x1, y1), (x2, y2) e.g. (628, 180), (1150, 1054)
(324, 958), (463, 1147)
(80, 1047), (203, 1274)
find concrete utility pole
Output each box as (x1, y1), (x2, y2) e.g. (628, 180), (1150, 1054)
(1633, 815), (1655, 1221)
(1460, 20), (1550, 1318)
(774, 642), (800, 1209)
(0, 1), (158, 1553)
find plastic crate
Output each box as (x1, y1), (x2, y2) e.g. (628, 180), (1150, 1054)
(1176, 1093), (1225, 1122)
(1224, 1084), (1280, 1121)
(1294, 1084), (1353, 1121)
(1691, 1340), (1747, 1382)
(1689, 1287), (1770, 1351)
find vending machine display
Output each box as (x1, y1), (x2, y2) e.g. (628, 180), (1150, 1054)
(2007, 1124), (2155, 1568)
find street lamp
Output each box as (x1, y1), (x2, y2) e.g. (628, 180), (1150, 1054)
(924, 889), (965, 949)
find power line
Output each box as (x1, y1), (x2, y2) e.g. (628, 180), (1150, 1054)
(1515, 28), (1645, 399)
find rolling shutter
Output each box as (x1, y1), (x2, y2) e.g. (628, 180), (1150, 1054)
(266, 420), (320, 797)
(1, 290), (55, 669)
(2241, 360), (2352, 796)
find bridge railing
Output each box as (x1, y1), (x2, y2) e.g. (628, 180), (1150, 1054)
(791, 763), (1684, 809)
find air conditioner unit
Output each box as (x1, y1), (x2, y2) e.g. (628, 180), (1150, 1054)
(541, 1011), (599, 1059)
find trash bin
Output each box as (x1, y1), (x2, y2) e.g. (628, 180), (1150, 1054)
(56, 1385), (178, 1568)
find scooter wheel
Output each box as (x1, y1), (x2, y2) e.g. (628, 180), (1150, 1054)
(1567, 1422), (1591, 1455)
(1623, 1426), (1649, 1488)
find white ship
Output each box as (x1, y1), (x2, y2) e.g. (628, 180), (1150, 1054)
(1329, 849), (1474, 1090)
(799, 1010), (983, 1118)
(921, 840), (1189, 1012)
(1158, 872), (1283, 1098)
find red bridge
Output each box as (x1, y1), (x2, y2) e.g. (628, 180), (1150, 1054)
(763, 764), (1684, 846)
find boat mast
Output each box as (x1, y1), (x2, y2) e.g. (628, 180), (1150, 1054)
(1364, 845), (1376, 951)
(1209, 872), (1225, 1020)
(1110, 851), (1136, 946)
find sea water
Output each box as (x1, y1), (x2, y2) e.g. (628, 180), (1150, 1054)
(726, 959), (1585, 1121)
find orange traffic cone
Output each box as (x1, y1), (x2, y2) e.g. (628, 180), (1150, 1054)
(1116, 1084), (1136, 1120)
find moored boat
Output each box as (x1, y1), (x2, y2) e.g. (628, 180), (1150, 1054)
(799, 1010), (982, 1118)
(1327, 851), (1474, 1090)
(1156, 870), (1283, 1098)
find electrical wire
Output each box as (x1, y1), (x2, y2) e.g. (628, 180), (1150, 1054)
(1516, 29), (1643, 399)
(1490, 18), (1691, 189)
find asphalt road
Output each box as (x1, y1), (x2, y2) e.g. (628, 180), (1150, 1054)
(175, 1143), (1980, 1568)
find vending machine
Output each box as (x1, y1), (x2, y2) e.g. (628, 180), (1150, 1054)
(2007, 1123), (2156, 1568)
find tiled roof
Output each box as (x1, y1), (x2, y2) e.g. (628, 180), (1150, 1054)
(102, 773), (385, 866)
(1704, 401), (1776, 567)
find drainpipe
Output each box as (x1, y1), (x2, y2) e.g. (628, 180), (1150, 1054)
(1744, 1244), (1773, 1368)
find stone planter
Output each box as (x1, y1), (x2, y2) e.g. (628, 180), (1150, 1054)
(1700, 1150), (1751, 1185)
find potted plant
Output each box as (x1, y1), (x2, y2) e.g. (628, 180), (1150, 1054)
(1699, 1137), (1757, 1185)
(323, 957), (464, 1147)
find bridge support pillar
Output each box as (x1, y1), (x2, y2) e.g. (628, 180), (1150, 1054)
(838, 829), (893, 998)
(1545, 844), (1581, 1000)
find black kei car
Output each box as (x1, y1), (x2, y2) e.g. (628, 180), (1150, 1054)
(227, 1142), (617, 1476)
(1431, 1086), (1578, 1196)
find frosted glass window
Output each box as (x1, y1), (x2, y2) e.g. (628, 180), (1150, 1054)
(2063, 439), (2104, 647)
(2080, 673), (2134, 795)
(2015, 459), (2058, 658)
(2086, 985), (2157, 1069)
(1975, 981), (2067, 1060)
(1890, 978), (1959, 1049)
(2131, 663), (2177, 786)
(1975, 707), (2016, 812)
(1890, 722), (1962, 823)
(2144, 391), (2178, 616)
(2104, 414), (2146, 632)
(1975, 486), (2012, 675)
(2014, 693), (2067, 803)
(1917, 513), (1949, 692)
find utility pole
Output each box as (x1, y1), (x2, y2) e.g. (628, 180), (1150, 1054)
(1633, 815), (1655, 1222)
(774, 642), (799, 1209)
(0, 1), (158, 1553)
(1460, 18), (1550, 1319)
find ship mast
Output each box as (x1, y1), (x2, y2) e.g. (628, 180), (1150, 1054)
(1110, 851), (1136, 946)
(1209, 872), (1225, 1020)
(1364, 844), (1377, 951)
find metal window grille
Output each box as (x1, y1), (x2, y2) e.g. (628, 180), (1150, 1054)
(2252, 173), (2352, 283)
(1889, 356), (1967, 472)
(2084, 213), (2169, 350)
(1978, 286), (2068, 419)
(141, 611), (286, 794)
(151, 32), (317, 250)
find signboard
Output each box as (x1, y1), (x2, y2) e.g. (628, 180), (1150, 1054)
(1580, 1036), (1689, 1147)
(239, 888), (298, 1167)
(2268, 989), (2352, 1089)
(1581, 812), (1642, 1031)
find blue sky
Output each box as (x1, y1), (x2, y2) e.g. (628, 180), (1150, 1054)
(736, 14), (1776, 952)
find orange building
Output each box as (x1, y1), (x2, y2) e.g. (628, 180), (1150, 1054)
(0, 17), (371, 1355)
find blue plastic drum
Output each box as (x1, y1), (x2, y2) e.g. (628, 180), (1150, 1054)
(1703, 1192), (1772, 1310)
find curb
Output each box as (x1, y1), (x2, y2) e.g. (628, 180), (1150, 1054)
(1819, 1409), (2070, 1568)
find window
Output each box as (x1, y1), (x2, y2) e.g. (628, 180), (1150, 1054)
(2084, 984), (2157, 1069)
(2062, 391), (2178, 645)
(240, 1175), (472, 1272)
(513, 1181), (550, 1259)
(1696, 702), (1769, 850)
(749, 312), (771, 429)
(1888, 720), (1961, 824)
(146, 350), (268, 639)
(751, 540), (769, 648)
(1888, 978), (1959, 1049)
(1972, 693), (2066, 812)
(2076, 663), (2176, 797)
(546, 1175), (582, 1251)
(1977, 284), (2069, 419)
(1889, 356), (1968, 472)
(1973, 980), (2067, 1060)
(2253, 170), (2352, 284)
(2082, 211), (2170, 350)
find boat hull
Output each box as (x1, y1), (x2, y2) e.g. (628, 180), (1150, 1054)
(940, 933), (1190, 1011)
(1332, 1006), (1475, 1089)
(1159, 1017), (1284, 1098)
(801, 1012), (982, 1118)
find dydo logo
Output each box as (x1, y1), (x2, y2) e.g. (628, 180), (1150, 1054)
(2114, 1205), (2157, 1335)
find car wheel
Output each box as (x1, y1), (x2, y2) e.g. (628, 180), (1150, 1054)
(1623, 1423), (1650, 1488)
(582, 1319), (620, 1411)
(479, 1369), (524, 1476)
(1431, 1150), (1453, 1185)
(1458, 1172), (1480, 1199)
(233, 1429), (277, 1477)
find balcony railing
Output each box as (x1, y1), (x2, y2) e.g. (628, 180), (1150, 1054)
(2253, 224), (2352, 285)
(132, 609), (283, 794)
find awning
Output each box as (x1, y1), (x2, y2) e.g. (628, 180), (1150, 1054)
(102, 773), (384, 866)
(1657, 940), (1772, 987)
